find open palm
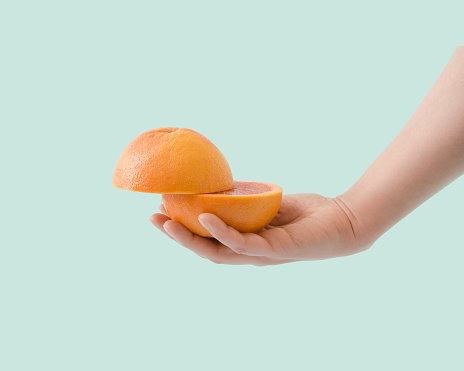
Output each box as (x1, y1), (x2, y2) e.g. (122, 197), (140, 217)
(150, 193), (369, 266)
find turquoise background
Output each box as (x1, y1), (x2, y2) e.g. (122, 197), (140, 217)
(1, 1), (463, 370)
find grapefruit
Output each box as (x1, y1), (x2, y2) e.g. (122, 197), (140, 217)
(112, 127), (233, 194)
(162, 181), (283, 238)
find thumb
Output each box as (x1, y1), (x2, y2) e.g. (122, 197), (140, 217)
(268, 195), (302, 226)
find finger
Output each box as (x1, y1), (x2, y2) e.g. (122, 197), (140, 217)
(268, 196), (302, 226)
(150, 213), (174, 240)
(163, 220), (284, 266)
(197, 213), (280, 258)
(159, 203), (168, 216)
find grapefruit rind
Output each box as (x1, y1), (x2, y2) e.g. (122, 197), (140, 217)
(112, 128), (234, 194)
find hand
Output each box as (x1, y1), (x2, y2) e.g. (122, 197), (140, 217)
(150, 193), (372, 266)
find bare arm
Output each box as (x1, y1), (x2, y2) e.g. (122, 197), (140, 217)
(338, 46), (464, 245)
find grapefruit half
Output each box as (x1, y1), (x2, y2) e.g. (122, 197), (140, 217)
(112, 127), (233, 194)
(162, 181), (283, 238)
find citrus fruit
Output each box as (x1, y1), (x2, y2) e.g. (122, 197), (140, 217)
(112, 127), (233, 194)
(162, 181), (283, 238)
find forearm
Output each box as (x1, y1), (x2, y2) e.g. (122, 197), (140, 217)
(339, 46), (464, 244)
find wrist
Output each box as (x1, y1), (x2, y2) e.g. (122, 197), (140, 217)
(334, 190), (385, 249)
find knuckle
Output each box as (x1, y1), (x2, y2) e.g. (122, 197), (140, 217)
(232, 236), (249, 255)
(233, 246), (247, 254)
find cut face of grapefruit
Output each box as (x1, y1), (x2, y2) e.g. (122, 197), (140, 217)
(214, 181), (272, 195)
(112, 128), (233, 194)
(162, 181), (283, 238)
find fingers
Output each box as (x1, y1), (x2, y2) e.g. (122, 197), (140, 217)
(162, 220), (282, 266)
(150, 213), (174, 240)
(198, 213), (280, 258)
(268, 195), (302, 226)
(159, 203), (168, 216)
(151, 206), (296, 264)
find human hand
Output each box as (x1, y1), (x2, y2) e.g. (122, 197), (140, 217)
(151, 48), (464, 265)
(150, 193), (372, 266)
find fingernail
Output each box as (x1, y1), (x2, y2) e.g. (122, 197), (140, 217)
(198, 215), (210, 230)
(163, 222), (173, 236)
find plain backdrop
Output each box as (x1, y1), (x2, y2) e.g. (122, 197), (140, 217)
(1, 1), (463, 370)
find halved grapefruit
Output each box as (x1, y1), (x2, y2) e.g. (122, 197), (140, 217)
(162, 181), (283, 238)
(112, 127), (233, 194)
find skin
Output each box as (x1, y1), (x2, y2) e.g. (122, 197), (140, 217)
(150, 46), (464, 266)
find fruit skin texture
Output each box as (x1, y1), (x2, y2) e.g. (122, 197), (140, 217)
(113, 127), (233, 194)
(162, 181), (283, 238)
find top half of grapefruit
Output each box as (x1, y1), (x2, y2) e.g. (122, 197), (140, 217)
(112, 127), (233, 194)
